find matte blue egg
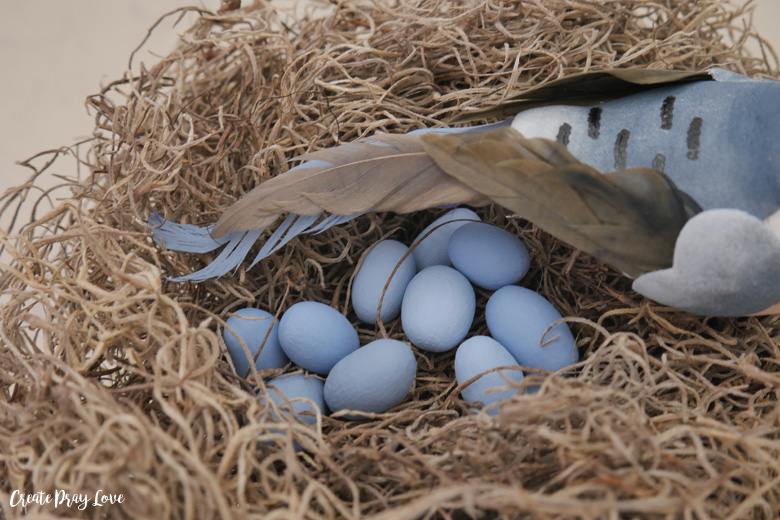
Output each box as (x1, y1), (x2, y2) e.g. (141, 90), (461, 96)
(401, 266), (476, 352)
(262, 373), (326, 451)
(411, 208), (481, 270)
(454, 335), (525, 415)
(265, 373), (326, 426)
(351, 240), (417, 324)
(223, 307), (288, 377)
(448, 222), (530, 290)
(324, 339), (416, 418)
(278, 302), (359, 374)
(486, 286), (578, 372)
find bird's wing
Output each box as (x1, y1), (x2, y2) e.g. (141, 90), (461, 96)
(211, 132), (490, 238)
(455, 69), (714, 122)
(420, 127), (701, 277)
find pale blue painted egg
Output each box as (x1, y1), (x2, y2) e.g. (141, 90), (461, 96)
(351, 240), (417, 324)
(324, 339), (416, 418)
(486, 286), (578, 372)
(454, 335), (525, 415)
(262, 373), (326, 451)
(223, 307), (288, 377)
(448, 222), (530, 290)
(411, 208), (481, 270)
(401, 266), (476, 352)
(278, 302), (359, 374)
(265, 373), (326, 426)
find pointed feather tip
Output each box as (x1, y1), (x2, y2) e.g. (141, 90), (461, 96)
(148, 208), (232, 253)
(149, 208), (365, 283)
(147, 207), (258, 282)
(165, 228), (265, 283)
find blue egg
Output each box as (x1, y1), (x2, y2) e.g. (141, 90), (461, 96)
(278, 302), (359, 374)
(261, 373), (326, 451)
(264, 373), (326, 426)
(223, 307), (288, 377)
(448, 222), (530, 290)
(324, 339), (416, 419)
(401, 266), (476, 352)
(486, 286), (578, 372)
(454, 336), (525, 415)
(411, 208), (481, 270)
(351, 240), (417, 324)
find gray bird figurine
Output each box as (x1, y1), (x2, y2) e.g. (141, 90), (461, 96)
(150, 68), (780, 317)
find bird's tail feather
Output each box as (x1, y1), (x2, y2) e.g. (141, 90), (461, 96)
(149, 123), (504, 282)
(148, 208), (232, 254)
(150, 208), (366, 282)
(210, 132), (492, 237)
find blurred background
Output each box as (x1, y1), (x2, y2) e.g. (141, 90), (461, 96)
(1, 0), (779, 207)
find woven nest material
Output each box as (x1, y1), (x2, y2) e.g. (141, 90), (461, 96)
(2, 1), (780, 518)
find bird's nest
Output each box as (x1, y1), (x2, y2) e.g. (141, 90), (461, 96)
(2, 0), (780, 518)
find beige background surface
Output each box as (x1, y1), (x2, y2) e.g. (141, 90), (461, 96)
(1, 0), (779, 220)
(0, 0), (199, 231)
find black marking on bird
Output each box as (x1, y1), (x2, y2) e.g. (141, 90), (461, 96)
(588, 107), (602, 139)
(653, 153), (666, 172)
(614, 129), (630, 170)
(661, 96), (676, 130)
(687, 117), (703, 160)
(556, 123), (572, 147)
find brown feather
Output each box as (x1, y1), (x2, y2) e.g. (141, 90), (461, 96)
(420, 128), (700, 277)
(212, 133), (489, 238)
(455, 69), (713, 122)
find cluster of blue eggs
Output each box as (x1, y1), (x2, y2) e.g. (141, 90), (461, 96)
(223, 304), (416, 423)
(223, 208), (579, 429)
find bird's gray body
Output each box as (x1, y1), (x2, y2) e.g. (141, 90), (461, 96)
(512, 69), (780, 219)
(504, 69), (780, 315)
